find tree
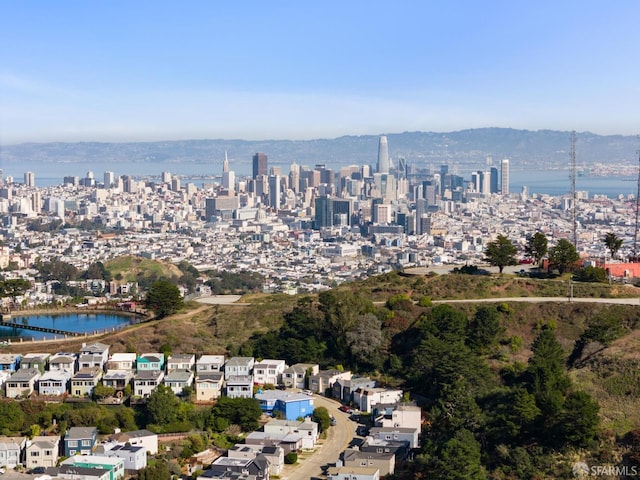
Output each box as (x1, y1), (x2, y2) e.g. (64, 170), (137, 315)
(345, 313), (383, 369)
(210, 397), (262, 432)
(146, 385), (180, 425)
(484, 234), (518, 273)
(548, 239), (580, 274)
(558, 391), (600, 447)
(0, 279), (31, 304)
(603, 232), (623, 260)
(432, 429), (486, 480)
(525, 232), (548, 266)
(312, 406), (332, 432)
(144, 280), (184, 318)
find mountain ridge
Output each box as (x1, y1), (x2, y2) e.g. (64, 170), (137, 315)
(1, 127), (637, 171)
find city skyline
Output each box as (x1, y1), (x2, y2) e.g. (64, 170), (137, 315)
(2, 2), (640, 145)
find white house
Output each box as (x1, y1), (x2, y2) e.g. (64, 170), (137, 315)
(110, 429), (158, 455)
(103, 444), (147, 470)
(133, 370), (164, 398)
(167, 354), (195, 372)
(38, 370), (72, 396)
(48, 352), (77, 374)
(25, 435), (60, 469)
(196, 354), (225, 373)
(224, 357), (254, 380)
(353, 388), (403, 413)
(226, 375), (254, 399)
(253, 359), (287, 385)
(78, 342), (110, 369)
(0, 436), (27, 469)
(106, 353), (137, 371)
(5, 368), (40, 398)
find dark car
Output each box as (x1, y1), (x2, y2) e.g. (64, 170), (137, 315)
(30, 467), (46, 474)
(276, 384), (287, 390)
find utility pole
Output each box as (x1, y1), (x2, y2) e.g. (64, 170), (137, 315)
(570, 131), (578, 249)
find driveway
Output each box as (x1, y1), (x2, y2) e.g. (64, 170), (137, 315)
(283, 395), (355, 480)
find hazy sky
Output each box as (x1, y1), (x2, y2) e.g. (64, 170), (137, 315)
(2, 1), (639, 144)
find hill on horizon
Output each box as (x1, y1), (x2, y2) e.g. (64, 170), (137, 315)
(1, 128), (637, 174)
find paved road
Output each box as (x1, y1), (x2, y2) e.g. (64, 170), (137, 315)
(433, 296), (640, 305)
(283, 395), (355, 480)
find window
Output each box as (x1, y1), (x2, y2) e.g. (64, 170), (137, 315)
(81, 440), (91, 447)
(69, 441), (78, 447)
(30, 451), (40, 456)
(45, 450), (52, 456)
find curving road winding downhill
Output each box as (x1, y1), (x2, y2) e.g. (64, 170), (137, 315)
(283, 395), (356, 480)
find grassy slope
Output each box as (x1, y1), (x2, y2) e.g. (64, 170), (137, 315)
(104, 255), (183, 283)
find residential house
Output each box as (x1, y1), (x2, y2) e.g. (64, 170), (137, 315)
(78, 342), (110, 369)
(163, 369), (194, 395)
(369, 426), (420, 449)
(352, 388), (403, 413)
(373, 403), (422, 430)
(224, 356), (254, 380)
(195, 372), (224, 403)
(102, 370), (134, 394)
(225, 375), (254, 399)
(263, 418), (318, 450)
(25, 435), (60, 470)
(133, 370), (164, 398)
(333, 376), (376, 405)
(282, 363), (319, 389)
(5, 367), (40, 398)
(342, 448), (396, 477)
(71, 367), (103, 397)
(38, 370), (72, 396)
(253, 359), (287, 385)
(64, 427), (98, 456)
(102, 444), (147, 471)
(228, 445), (284, 476)
(106, 353), (137, 371)
(360, 437), (409, 462)
(327, 466), (380, 480)
(0, 353), (21, 371)
(167, 353), (195, 372)
(244, 431), (302, 454)
(135, 353), (165, 372)
(201, 455), (269, 479)
(61, 455), (125, 480)
(110, 429), (158, 455)
(19, 353), (50, 373)
(308, 369), (352, 394)
(255, 391), (314, 421)
(0, 436), (27, 469)
(48, 352), (78, 374)
(196, 354), (225, 373)
(54, 464), (112, 480)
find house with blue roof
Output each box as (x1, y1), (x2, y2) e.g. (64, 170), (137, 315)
(255, 391), (314, 420)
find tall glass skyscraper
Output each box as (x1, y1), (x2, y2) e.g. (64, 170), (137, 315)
(252, 152), (268, 179)
(501, 158), (510, 195)
(377, 135), (390, 174)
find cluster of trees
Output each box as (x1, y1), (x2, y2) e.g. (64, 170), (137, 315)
(485, 231), (624, 278)
(246, 291), (383, 371)
(0, 386), (262, 440)
(205, 270), (264, 295)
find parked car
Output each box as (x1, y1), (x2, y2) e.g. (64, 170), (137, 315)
(338, 405), (352, 413)
(330, 415), (337, 426)
(276, 384), (287, 390)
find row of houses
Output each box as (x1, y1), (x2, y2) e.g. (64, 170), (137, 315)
(0, 426), (157, 475)
(0, 345), (325, 402)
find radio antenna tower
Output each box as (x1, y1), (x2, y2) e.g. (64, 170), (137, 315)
(570, 131), (578, 248)
(634, 137), (640, 260)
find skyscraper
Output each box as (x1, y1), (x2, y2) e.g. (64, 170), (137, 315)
(252, 153), (268, 179)
(24, 171), (35, 187)
(222, 150), (229, 173)
(268, 174), (281, 209)
(501, 158), (510, 195)
(104, 171), (114, 189)
(377, 135), (390, 174)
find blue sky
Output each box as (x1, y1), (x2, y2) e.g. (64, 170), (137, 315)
(1, 1), (639, 144)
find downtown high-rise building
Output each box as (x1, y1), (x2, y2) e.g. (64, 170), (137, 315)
(377, 135), (390, 174)
(24, 171), (35, 187)
(501, 158), (510, 194)
(104, 171), (115, 188)
(252, 153), (268, 179)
